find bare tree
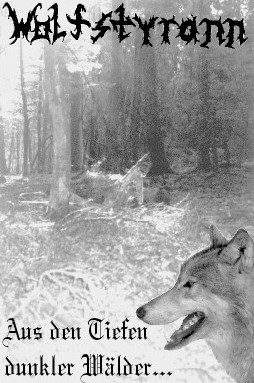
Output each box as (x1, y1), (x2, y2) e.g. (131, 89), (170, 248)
(45, 43), (71, 219)
(19, 38), (30, 177)
(0, 117), (7, 174)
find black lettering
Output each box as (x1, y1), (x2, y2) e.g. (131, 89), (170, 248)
(50, 320), (60, 339)
(3, 2), (38, 44)
(88, 318), (103, 340)
(30, 3), (51, 44)
(66, 4), (91, 40)
(177, 16), (199, 45)
(2, 318), (20, 347)
(5, 357), (14, 376)
(81, 354), (103, 379)
(110, 3), (135, 42)
(48, 3), (66, 44)
(223, 18), (248, 48)
(91, 11), (112, 43)
(158, 16), (179, 45)
(199, 17), (226, 48)
(133, 14), (158, 46)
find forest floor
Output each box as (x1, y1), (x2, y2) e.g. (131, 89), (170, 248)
(1, 166), (254, 383)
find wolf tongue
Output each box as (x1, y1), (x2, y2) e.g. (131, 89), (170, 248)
(171, 326), (193, 342)
(170, 313), (200, 342)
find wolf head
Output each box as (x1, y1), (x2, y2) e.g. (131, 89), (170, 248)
(136, 226), (254, 351)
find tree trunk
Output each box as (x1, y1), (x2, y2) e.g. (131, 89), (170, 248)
(20, 38), (30, 177)
(46, 116), (53, 174)
(141, 32), (169, 176)
(8, 131), (14, 173)
(130, 28), (142, 163)
(37, 68), (43, 173)
(70, 72), (84, 172)
(0, 120), (8, 174)
(16, 126), (20, 174)
(222, 140), (230, 167)
(41, 94), (50, 172)
(106, 0), (125, 170)
(211, 137), (218, 171)
(197, 0), (213, 171)
(45, 43), (71, 219)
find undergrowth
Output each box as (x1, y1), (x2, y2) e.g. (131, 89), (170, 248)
(1, 169), (252, 382)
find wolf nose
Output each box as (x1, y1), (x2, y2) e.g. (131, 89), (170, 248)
(136, 306), (146, 319)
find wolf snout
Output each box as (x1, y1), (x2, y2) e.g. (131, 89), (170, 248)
(136, 306), (146, 319)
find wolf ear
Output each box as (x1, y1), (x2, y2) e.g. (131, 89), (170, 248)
(210, 225), (228, 247)
(221, 229), (254, 273)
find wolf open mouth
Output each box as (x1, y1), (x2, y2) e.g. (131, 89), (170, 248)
(165, 311), (205, 350)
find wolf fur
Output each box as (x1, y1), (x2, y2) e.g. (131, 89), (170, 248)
(136, 226), (254, 383)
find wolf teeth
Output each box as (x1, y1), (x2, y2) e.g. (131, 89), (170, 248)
(181, 315), (200, 331)
(167, 312), (205, 342)
(183, 322), (193, 330)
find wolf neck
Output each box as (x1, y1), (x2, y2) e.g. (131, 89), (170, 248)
(208, 334), (254, 383)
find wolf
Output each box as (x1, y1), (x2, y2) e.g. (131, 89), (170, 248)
(136, 226), (254, 383)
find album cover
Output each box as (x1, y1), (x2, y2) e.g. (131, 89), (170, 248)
(0, 1), (252, 382)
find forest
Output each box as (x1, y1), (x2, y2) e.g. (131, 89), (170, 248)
(0, 0), (253, 382)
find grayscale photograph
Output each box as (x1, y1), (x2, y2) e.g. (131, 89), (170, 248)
(0, 1), (253, 382)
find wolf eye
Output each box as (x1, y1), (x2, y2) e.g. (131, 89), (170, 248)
(183, 281), (195, 288)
